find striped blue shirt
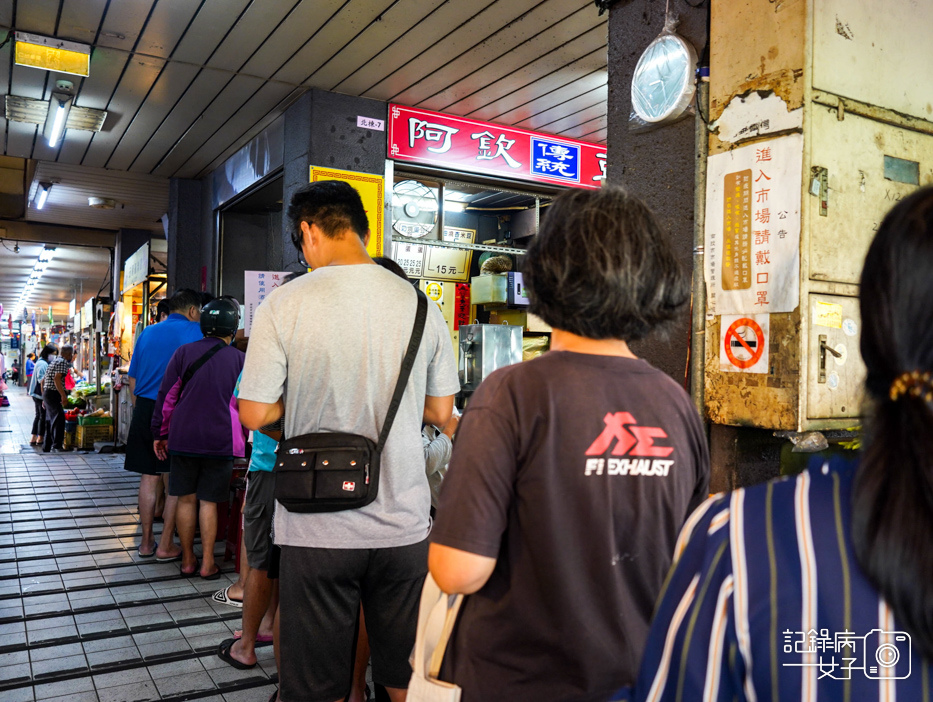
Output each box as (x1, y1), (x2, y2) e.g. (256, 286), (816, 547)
(632, 456), (932, 702)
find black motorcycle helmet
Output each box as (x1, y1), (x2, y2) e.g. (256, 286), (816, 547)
(200, 296), (240, 338)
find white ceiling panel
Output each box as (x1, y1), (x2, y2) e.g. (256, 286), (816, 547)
(309, 0), (449, 91)
(26, 161), (168, 232)
(239, 0), (345, 79)
(95, 0), (157, 53)
(59, 0), (109, 47)
(272, 0), (398, 86)
(0, 0), (609, 264)
(129, 67), (230, 174)
(135, 0), (203, 60)
(332, 0), (499, 97)
(171, 0), (253, 66)
(426, 5), (603, 113)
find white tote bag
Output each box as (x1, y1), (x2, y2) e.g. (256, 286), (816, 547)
(407, 573), (464, 702)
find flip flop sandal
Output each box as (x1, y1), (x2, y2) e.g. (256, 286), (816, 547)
(137, 547), (155, 558)
(217, 638), (256, 670)
(180, 561), (200, 577)
(212, 585), (243, 608)
(155, 553), (182, 563)
(201, 566), (222, 581)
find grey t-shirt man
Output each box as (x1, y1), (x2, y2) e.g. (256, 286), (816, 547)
(238, 264), (460, 549)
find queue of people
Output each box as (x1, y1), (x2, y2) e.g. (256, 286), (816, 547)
(113, 179), (932, 702)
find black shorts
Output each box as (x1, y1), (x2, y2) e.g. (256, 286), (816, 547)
(168, 455), (233, 502)
(279, 540), (428, 701)
(124, 398), (170, 475)
(243, 471), (276, 571)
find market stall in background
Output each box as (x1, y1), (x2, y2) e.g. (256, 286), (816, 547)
(384, 104), (606, 401)
(113, 239), (167, 446)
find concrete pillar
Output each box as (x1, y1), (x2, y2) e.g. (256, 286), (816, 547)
(167, 178), (203, 293)
(280, 89), (387, 270)
(606, 2), (709, 382)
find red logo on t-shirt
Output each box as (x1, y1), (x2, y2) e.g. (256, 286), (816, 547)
(584, 412), (673, 458)
(342, 481), (356, 492)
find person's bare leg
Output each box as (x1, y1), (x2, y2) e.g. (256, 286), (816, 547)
(137, 474), (161, 555)
(153, 474), (166, 519)
(156, 474), (181, 559)
(347, 609), (371, 702)
(384, 687), (407, 702)
(259, 580), (278, 639)
(198, 500), (219, 577)
(227, 568), (274, 666)
(175, 493), (199, 573)
(226, 531), (249, 602)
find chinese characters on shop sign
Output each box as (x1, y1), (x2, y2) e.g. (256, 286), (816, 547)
(390, 104), (605, 190)
(705, 134), (802, 316)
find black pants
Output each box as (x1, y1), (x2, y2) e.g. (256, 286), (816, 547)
(31, 397), (46, 437)
(43, 389), (65, 451)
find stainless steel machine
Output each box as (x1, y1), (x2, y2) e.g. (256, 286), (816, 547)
(458, 323), (523, 394)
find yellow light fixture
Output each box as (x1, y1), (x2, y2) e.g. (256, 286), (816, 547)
(14, 32), (90, 77)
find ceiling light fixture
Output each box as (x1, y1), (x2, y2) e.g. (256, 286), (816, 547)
(14, 32), (90, 77)
(44, 81), (74, 148)
(34, 182), (52, 210)
(16, 246), (57, 308)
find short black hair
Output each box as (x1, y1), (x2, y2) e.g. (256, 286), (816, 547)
(521, 185), (687, 341)
(156, 299), (171, 319)
(287, 180), (369, 250)
(168, 288), (202, 313)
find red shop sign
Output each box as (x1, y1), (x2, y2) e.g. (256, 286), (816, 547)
(388, 104), (606, 190)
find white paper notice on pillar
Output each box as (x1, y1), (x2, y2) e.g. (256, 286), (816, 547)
(244, 270), (289, 336)
(720, 314), (770, 374)
(705, 133), (802, 315)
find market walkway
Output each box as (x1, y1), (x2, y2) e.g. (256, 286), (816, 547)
(0, 386), (277, 702)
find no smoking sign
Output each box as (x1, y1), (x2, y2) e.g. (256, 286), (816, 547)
(720, 314), (770, 374)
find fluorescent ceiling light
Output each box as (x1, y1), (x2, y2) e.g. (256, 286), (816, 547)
(39, 246), (56, 262)
(444, 200), (467, 213)
(34, 182), (52, 210)
(45, 93), (72, 148)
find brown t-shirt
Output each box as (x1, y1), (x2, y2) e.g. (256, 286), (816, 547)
(431, 351), (709, 702)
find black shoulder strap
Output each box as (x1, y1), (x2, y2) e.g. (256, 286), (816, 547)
(180, 340), (226, 395)
(375, 289), (429, 452)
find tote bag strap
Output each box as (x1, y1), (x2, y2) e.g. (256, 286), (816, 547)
(414, 573), (464, 680)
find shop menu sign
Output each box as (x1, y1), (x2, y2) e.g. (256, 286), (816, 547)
(392, 227), (475, 283)
(388, 104), (606, 190)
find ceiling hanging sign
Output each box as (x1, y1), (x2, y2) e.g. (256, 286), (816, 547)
(720, 314), (770, 374)
(123, 242), (151, 293)
(705, 133), (803, 315)
(387, 104), (606, 189)
(14, 32), (90, 77)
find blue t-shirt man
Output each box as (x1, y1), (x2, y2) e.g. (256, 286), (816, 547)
(128, 313), (204, 400)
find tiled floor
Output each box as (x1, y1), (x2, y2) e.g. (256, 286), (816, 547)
(0, 387), (277, 701)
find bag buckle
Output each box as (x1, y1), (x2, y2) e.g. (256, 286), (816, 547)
(288, 448), (302, 455)
(365, 464), (370, 485)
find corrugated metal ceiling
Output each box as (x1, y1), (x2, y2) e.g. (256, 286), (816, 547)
(2, 0), (607, 183)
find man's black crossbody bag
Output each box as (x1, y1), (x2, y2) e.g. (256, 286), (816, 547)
(274, 290), (428, 513)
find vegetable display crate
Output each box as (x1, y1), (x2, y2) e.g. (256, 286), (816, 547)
(79, 415), (113, 426)
(76, 425), (113, 449)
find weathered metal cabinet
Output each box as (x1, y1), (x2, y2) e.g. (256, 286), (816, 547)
(705, 0), (933, 431)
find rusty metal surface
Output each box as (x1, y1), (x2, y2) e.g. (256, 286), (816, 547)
(708, 0), (805, 156)
(704, 311), (801, 430)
